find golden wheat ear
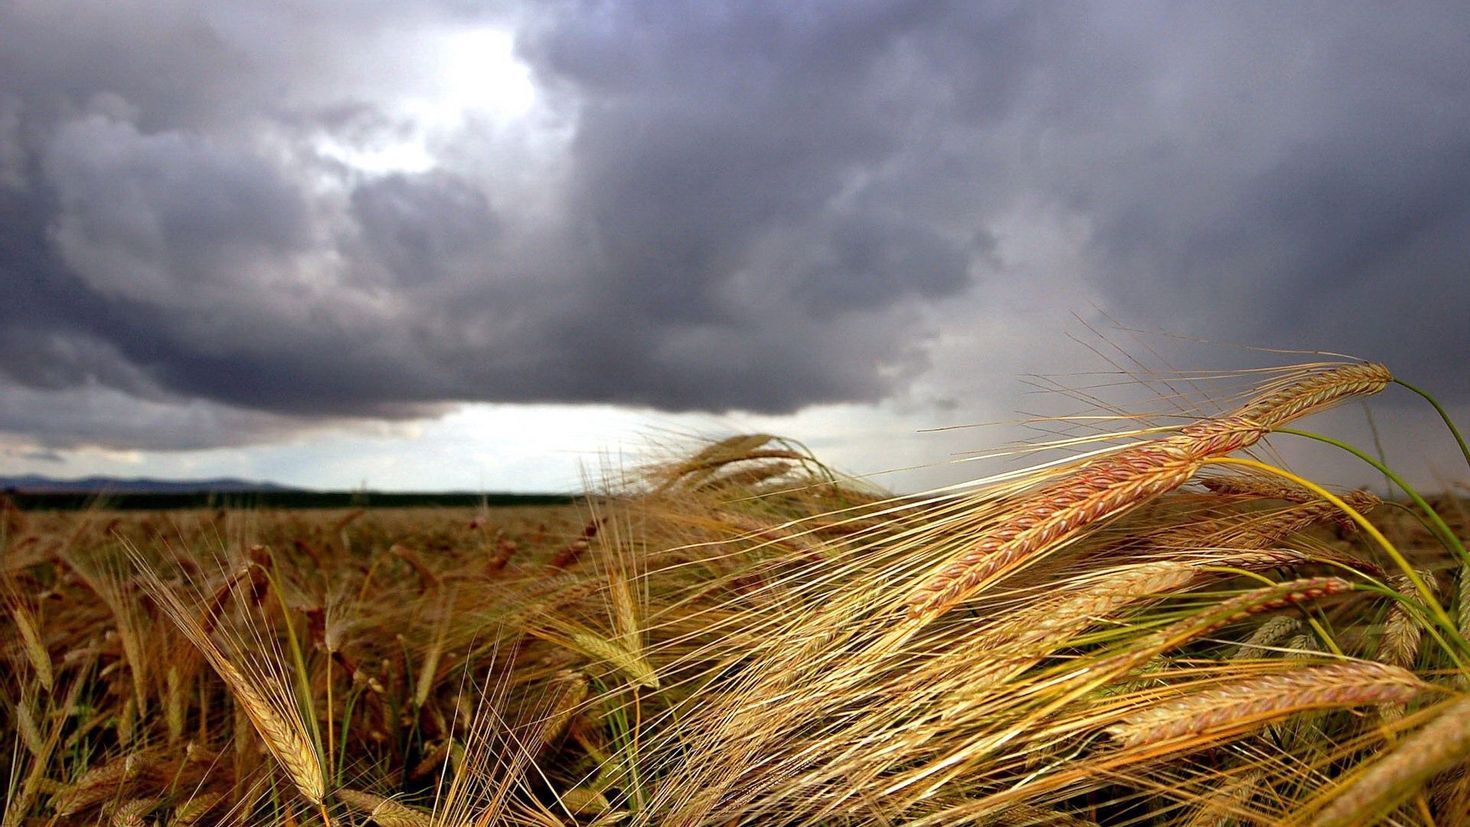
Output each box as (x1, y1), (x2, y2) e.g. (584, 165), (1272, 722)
(126, 545), (328, 810)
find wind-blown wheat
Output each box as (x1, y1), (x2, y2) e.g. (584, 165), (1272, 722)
(212, 657), (326, 805)
(905, 364), (1391, 622)
(107, 797), (158, 827)
(906, 417), (1269, 620)
(133, 556), (327, 807)
(1180, 769), (1266, 827)
(992, 549), (1310, 655)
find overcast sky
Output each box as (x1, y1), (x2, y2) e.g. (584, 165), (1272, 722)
(2, 1), (1467, 493)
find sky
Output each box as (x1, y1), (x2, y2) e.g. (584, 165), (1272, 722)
(1, 1), (1468, 494)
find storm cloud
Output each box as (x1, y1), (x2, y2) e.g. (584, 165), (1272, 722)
(2, 1), (1468, 453)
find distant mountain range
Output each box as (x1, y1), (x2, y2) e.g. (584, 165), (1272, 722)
(0, 475), (302, 493)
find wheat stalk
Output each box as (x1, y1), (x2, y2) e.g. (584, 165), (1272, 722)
(1459, 562), (1470, 690)
(213, 656), (327, 806)
(1203, 474), (1330, 503)
(992, 549), (1309, 656)
(1094, 577), (1356, 680)
(982, 801), (1101, 826)
(165, 663), (187, 744)
(1105, 661), (1426, 749)
(558, 787), (614, 815)
(540, 669), (590, 749)
(1379, 574), (1429, 670)
(14, 702), (43, 758)
(414, 602), (452, 710)
(1158, 493), (1381, 552)
(568, 629), (660, 689)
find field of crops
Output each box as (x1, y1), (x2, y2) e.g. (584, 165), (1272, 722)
(4, 361), (1470, 825)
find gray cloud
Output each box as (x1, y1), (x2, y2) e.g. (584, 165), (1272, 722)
(1, 1), (1467, 453)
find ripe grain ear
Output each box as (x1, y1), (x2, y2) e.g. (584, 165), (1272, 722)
(8, 600), (52, 693)
(337, 788), (436, 827)
(1310, 695), (1470, 826)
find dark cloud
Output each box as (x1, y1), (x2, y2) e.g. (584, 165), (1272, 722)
(1, 1), (1467, 453)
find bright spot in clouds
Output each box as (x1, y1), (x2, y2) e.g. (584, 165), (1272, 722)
(436, 28), (536, 123)
(315, 27), (535, 175)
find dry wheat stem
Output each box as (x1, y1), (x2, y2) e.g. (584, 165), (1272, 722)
(14, 702), (43, 757)
(3, 669), (83, 827)
(1460, 563), (1470, 689)
(992, 549), (1309, 656)
(1159, 494), (1381, 553)
(1085, 577), (1356, 692)
(213, 656), (327, 805)
(1105, 661), (1426, 749)
(1202, 474), (1329, 503)
(541, 670), (590, 749)
(165, 663), (187, 744)
(982, 801), (1101, 826)
(1379, 574), (1429, 669)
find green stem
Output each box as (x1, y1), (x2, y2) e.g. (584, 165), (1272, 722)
(335, 687), (361, 789)
(1204, 457), (1467, 659)
(1274, 427), (1468, 567)
(1395, 378), (1470, 471)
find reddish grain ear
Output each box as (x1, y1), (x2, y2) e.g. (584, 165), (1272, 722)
(903, 418), (1263, 623)
(1103, 661), (1426, 751)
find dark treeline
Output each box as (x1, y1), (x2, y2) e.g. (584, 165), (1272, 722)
(2, 490), (577, 511)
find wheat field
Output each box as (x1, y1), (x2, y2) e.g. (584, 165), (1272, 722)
(4, 361), (1470, 825)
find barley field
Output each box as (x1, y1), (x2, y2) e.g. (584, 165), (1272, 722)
(4, 362), (1470, 825)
